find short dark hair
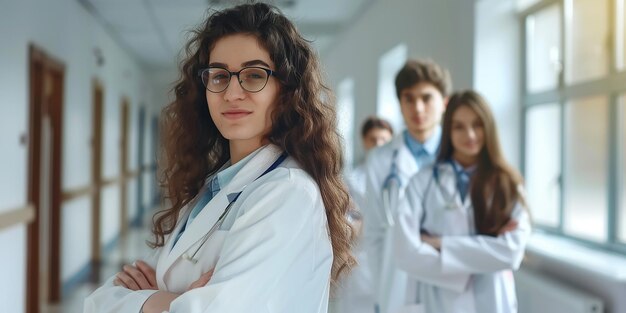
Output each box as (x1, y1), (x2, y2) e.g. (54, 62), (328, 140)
(394, 59), (452, 99)
(361, 116), (393, 138)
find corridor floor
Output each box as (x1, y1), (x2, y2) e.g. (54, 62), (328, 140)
(43, 212), (156, 313)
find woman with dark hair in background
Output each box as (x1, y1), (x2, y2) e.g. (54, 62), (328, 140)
(85, 3), (354, 313)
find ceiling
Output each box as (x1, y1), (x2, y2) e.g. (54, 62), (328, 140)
(78, 0), (374, 71)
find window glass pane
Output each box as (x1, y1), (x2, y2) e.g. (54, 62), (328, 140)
(564, 0), (610, 84)
(563, 96), (609, 241)
(337, 78), (355, 169)
(617, 95), (626, 243)
(526, 5), (561, 93)
(618, 0), (626, 70)
(377, 44), (407, 134)
(517, 0), (541, 11)
(525, 104), (561, 227)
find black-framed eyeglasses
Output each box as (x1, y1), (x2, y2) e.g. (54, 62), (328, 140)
(198, 66), (277, 93)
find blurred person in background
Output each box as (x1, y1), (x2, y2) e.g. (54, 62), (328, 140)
(333, 116), (393, 313)
(362, 59), (452, 313)
(393, 90), (531, 313)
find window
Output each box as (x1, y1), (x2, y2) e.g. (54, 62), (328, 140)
(522, 0), (626, 252)
(618, 0), (626, 70)
(337, 78), (355, 169)
(525, 104), (561, 227)
(525, 4), (561, 93)
(517, 0), (542, 10)
(564, 0), (610, 84)
(623, 0), (626, 69)
(563, 96), (609, 241)
(377, 44), (407, 134)
(617, 94), (626, 243)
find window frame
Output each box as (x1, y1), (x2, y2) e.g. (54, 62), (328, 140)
(520, 0), (626, 254)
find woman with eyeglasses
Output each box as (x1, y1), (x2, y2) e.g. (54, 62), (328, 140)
(84, 3), (354, 313)
(392, 90), (531, 313)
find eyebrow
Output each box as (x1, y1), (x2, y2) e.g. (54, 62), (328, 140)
(402, 90), (435, 97)
(208, 59), (272, 69)
(452, 117), (479, 124)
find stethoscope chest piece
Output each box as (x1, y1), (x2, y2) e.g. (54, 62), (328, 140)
(182, 253), (199, 264)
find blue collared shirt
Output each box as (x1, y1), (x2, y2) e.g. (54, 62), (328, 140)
(403, 126), (442, 169)
(172, 148), (262, 248)
(450, 159), (477, 201)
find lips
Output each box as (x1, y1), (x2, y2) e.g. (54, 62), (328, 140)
(223, 109), (252, 119)
(412, 116), (425, 124)
(463, 142), (480, 149)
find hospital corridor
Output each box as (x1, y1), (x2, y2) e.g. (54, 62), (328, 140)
(1, 0), (626, 312)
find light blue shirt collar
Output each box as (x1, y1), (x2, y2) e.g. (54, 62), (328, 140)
(450, 159), (478, 176)
(174, 145), (264, 248)
(213, 147), (262, 191)
(403, 126), (441, 167)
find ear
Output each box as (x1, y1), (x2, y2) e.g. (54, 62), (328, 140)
(442, 96), (450, 108)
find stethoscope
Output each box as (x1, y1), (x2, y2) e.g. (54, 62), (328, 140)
(381, 149), (402, 227)
(422, 160), (475, 215)
(182, 152), (288, 264)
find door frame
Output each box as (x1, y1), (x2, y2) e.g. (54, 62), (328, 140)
(26, 44), (65, 312)
(90, 79), (104, 281)
(119, 98), (130, 236)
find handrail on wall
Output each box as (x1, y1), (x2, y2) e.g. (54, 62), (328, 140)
(0, 204), (35, 230)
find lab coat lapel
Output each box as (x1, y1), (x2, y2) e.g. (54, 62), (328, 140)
(159, 144), (283, 276)
(439, 163), (463, 209)
(395, 138), (418, 185)
(155, 209), (190, 288)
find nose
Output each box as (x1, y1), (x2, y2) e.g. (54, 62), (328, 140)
(223, 74), (245, 101)
(414, 100), (425, 114)
(466, 127), (476, 140)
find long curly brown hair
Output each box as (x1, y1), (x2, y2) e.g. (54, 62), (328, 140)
(152, 2), (355, 283)
(437, 90), (527, 236)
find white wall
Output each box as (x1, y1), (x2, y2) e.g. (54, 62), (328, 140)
(0, 227), (27, 313)
(61, 198), (92, 281)
(101, 185), (121, 246)
(0, 0), (170, 310)
(321, 0), (475, 163)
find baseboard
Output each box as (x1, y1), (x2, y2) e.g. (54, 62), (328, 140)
(62, 261), (93, 299)
(101, 234), (120, 257)
(131, 209), (143, 228)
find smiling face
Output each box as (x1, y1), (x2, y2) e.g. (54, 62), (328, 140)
(450, 105), (485, 166)
(205, 34), (280, 159)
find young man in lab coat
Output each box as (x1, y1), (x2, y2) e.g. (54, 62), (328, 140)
(361, 59), (451, 313)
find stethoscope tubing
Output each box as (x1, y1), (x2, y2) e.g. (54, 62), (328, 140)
(182, 152), (288, 264)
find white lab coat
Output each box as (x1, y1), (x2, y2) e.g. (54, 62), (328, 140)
(84, 144), (333, 313)
(362, 136), (421, 313)
(394, 162), (532, 313)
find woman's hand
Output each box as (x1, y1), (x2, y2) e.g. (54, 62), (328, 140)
(187, 268), (214, 291)
(418, 220), (518, 254)
(421, 234), (442, 251)
(498, 219), (518, 235)
(140, 269), (215, 313)
(113, 260), (157, 291)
